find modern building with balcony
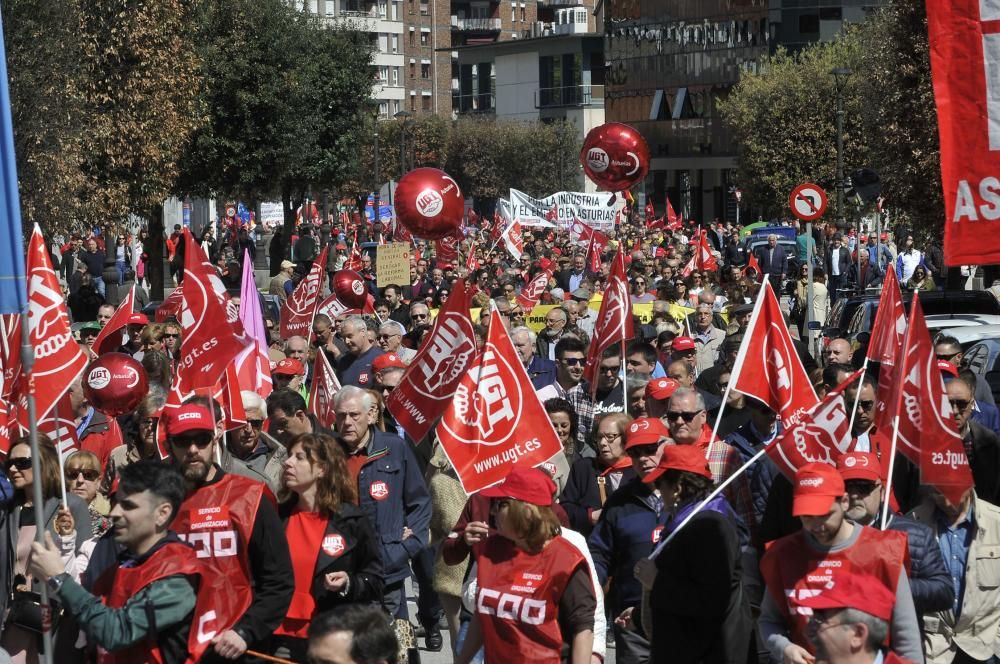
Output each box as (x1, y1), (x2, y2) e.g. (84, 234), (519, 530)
(292, 0), (405, 118)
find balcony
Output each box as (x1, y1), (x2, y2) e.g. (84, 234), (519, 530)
(535, 84), (605, 109)
(454, 92), (495, 114)
(548, 0), (585, 6)
(451, 16), (502, 31)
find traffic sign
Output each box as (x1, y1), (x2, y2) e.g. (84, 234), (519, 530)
(789, 183), (828, 221)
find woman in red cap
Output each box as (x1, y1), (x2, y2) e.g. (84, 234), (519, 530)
(634, 445), (751, 664)
(456, 466), (596, 664)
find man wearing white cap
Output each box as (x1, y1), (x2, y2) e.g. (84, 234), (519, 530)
(268, 259), (296, 304)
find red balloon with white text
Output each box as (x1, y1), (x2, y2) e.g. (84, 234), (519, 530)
(82, 353), (149, 418)
(394, 168), (464, 240)
(580, 122), (650, 192)
(333, 270), (368, 309)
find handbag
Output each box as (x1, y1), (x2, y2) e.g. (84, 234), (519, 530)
(6, 590), (62, 633)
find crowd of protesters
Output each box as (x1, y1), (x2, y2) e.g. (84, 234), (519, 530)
(3, 208), (996, 664)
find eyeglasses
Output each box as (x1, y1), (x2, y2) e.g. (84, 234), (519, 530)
(806, 612), (847, 637)
(600, 364), (622, 374)
(845, 480), (879, 496)
(6, 457), (31, 471)
(66, 468), (100, 482)
(949, 399), (971, 413)
(163, 333), (179, 339)
(560, 357), (585, 366)
(857, 400), (875, 412)
(626, 444), (660, 458)
(598, 432), (622, 442)
(936, 352), (960, 362)
(245, 419), (264, 430)
(169, 433), (214, 449)
(665, 410), (703, 423)
(412, 313), (428, 320)
(378, 334), (400, 340)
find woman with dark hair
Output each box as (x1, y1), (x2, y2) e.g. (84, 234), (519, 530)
(906, 264), (935, 291)
(560, 412), (635, 536)
(271, 433), (383, 661)
(544, 397), (578, 463)
(633, 445), (751, 664)
(456, 466), (596, 664)
(140, 350), (172, 392)
(0, 435), (92, 662)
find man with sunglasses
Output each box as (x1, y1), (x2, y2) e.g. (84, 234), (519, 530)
(942, 369), (1000, 506)
(835, 452), (954, 627)
(936, 335), (996, 406)
(166, 402), (294, 661)
(536, 336), (587, 403)
(588, 417), (671, 664)
(404, 302), (433, 349)
(222, 391), (288, 494)
(568, 347), (627, 453)
(377, 320), (415, 364)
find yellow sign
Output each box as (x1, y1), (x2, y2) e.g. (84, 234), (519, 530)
(376, 243), (411, 288)
(525, 305), (558, 333)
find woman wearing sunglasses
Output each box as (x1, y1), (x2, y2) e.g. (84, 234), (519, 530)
(0, 435), (93, 661)
(64, 450), (112, 538)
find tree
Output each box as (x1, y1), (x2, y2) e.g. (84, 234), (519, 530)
(718, 31), (870, 223)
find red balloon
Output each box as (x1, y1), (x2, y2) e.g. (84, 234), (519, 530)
(394, 167), (464, 240)
(333, 270), (368, 309)
(580, 122), (650, 192)
(82, 353), (149, 418)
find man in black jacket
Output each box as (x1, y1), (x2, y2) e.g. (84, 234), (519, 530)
(945, 374), (1000, 506)
(836, 452), (954, 625)
(825, 233), (853, 302)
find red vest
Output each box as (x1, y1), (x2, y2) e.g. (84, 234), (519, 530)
(171, 474), (264, 635)
(91, 541), (211, 664)
(759, 526), (909, 654)
(475, 535), (587, 664)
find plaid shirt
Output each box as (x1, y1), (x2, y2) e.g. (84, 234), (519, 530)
(567, 382), (625, 449)
(695, 425), (757, 543)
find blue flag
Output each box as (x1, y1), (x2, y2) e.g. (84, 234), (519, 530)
(0, 10), (26, 314)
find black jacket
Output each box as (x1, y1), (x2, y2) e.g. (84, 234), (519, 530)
(560, 457), (636, 537)
(965, 420), (1000, 506)
(277, 502), (384, 615)
(825, 245), (852, 278)
(883, 513), (954, 616)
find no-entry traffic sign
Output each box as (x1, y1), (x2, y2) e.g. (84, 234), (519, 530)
(789, 183), (828, 221)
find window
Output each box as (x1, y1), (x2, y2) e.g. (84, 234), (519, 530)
(799, 14), (819, 34)
(520, 6), (525, 21)
(391, 34), (399, 53)
(379, 66), (390, 83)
(421, 63), (430, 78)
(410, 95), (417, 111)
(422, 95), (431, 111)
(379, 102), (388, 118)
(391, 67), (399, 86)
(420, 1), (428, 15)
(420, 31), (429, 46)
(410, 62), (416, 78)
(392, 100), (400, 115)
(409, 29), (415, 46)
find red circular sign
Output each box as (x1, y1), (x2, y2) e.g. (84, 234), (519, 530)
(788, 183), (828, 221)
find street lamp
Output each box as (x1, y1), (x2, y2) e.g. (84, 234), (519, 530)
(831, 67), (851, 231)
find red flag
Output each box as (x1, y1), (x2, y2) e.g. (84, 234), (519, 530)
(176, 230), (250, 396)
(644, 201), (655, 222)
(24, 226), (88, 421)
(515, 269), (552, 311)
(545, 203), (558, 224)
(218, 364), (247, 431)
(743, 252), (762, 280)
(435, 233), (460, 267)
(280, 245), (330, 339)
(926, 0), (1000, 265)
(156, 285), (184, 323)
(0, 400), (13, 457)
(583, 249), (633, 396)
(392, 219), (413, 244)
(37, 393), (81, 458)
(867, 265), (906, 437)
(502, 219), (523, 261)
(588, 235), (602, 273)
(646, 216), (665, 231)
(731, 281), (818, 426)
(386, 279), (478, 442)
(666, 198), (683, 230)
(435, 308), (562, 493)
(308, 349), (342, 429)
(766, 370), (863, 479)
(466, 242), (480, 272)
(569, 218), (609, 247)
(890, 293), (974, 505)
(344, 233), (362, 271)
(91, 285), (136, 356)
(1, 315), (22, 400)
(681, 234), (718, 277)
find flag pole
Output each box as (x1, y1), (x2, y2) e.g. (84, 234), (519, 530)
(846, 357), (869, 435)
(19, 315), (56, 664)
(879, 415), (901, 529)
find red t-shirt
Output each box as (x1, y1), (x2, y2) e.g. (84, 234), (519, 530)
(277, 509), (329, 638)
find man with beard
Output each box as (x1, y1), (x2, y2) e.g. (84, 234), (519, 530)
(223, 391), (288, 494)
(758, 463), (921, 664)
(166, 403), (293, 661)
(567, 347), (626, 453)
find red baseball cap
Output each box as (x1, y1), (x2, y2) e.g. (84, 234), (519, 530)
(792, 463), (846, 516)
(372, 353), (406, 373)
(127, 312), (149, 326)
(625, 417), (671, 449)
(643, 444), (712, 484)
(645, 377), (679, 401)
(273, 358), (305, 376)
(479, 465), (556, 506)
(797, 573), (895, 621)
(837, 452), (882, 482)
(672, 336), (695, 352)
(537, 258), (553, 271)
(165, 404), (214, 436)
(937, 360), (959, 378)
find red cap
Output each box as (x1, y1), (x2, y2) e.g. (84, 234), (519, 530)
(792, 463), (845, 516)
(127, 312), (149, 326)
(165, 404), (215, 436)
(538, 258), (553, 271)
(837, 452), (882, 482)
(479, 465), (556, 506)
(625, 417), (671, 449)
(797, 573), (895, 621)
(937, 360), (958, 378)
(672, 336), (695, 352)
(372, 353), (406, 372)
(643, 444), (712, 484)
(645, 377), (679, 401)
(880, 233), (888, 241)
(273, 358), (305, 376)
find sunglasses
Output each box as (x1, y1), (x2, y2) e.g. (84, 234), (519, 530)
(412, 313), (429, 320)
(66, 468), (100, 482)
(163, 333), (179, 339)
(665, 410), (703, 423)
(560, 357), (585, 366)
(600, 364), (622, 374)
(949, 399), (971, 412)
(245, 419), (264, 430)
(169, 433), (214, 449)
(627, 444), (660, 458)
(845, 480), (879, 496)
(857, 400), (875, 412)
(6, 457), (31, 471)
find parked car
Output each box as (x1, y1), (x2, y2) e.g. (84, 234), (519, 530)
(962, 339), (1000, 403)
(835, 289), (1000, 341)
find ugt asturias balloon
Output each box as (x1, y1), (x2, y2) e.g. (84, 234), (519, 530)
(82, 353), (149, 418)
(394, 167), (464, 240)
(580, 122), (650, 192)
(333, 269), (368, 309)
